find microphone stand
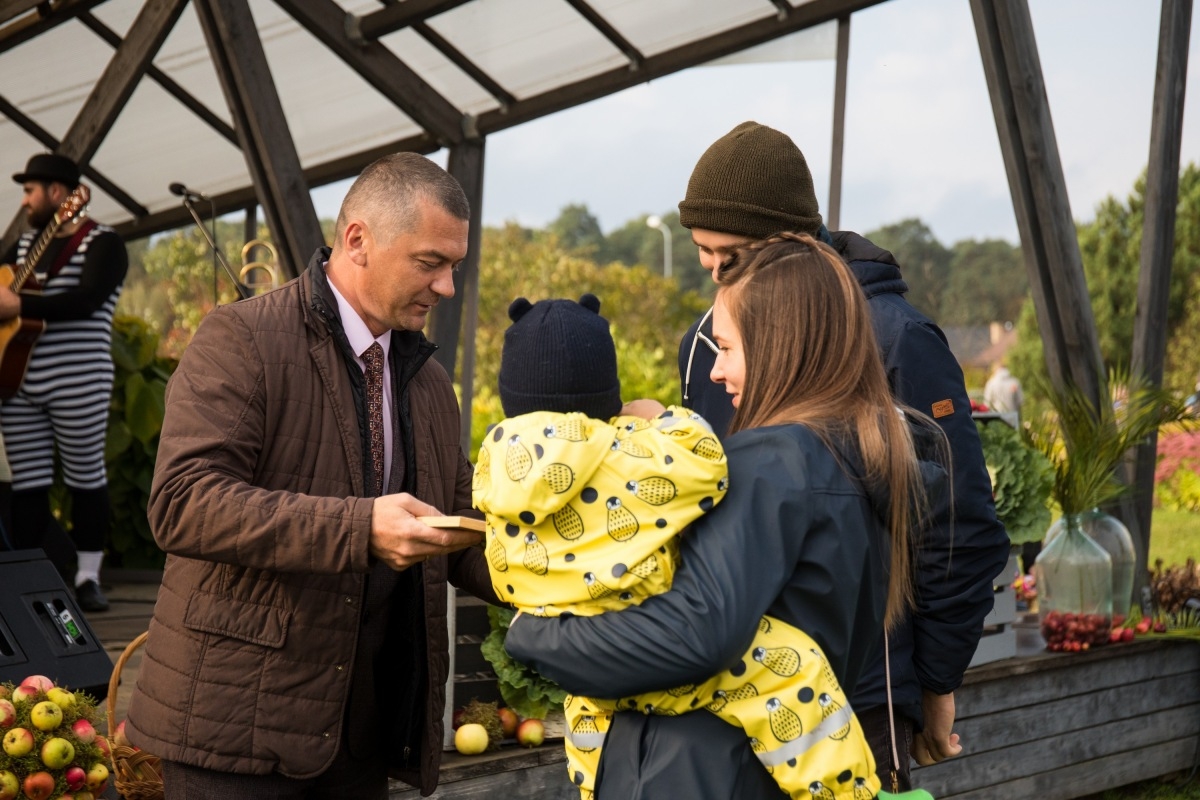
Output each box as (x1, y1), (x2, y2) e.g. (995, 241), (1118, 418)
(178, 193), (251, 301)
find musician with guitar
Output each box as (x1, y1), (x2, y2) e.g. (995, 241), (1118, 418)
(0, 153), (128, 612)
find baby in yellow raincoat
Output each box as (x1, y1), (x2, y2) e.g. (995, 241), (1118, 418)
(474, 295), (882, 800)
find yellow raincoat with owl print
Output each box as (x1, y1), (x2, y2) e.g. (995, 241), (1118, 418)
(473, 408), (880, 800)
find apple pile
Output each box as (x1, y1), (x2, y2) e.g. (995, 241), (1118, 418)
(1040, 611), (1112, 652)
(0, 675), (111, 800)
(451, 700), (545, 754)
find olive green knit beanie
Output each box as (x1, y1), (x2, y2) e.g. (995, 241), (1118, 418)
(678, 121), (822, 239)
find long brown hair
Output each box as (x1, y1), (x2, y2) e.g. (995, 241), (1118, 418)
(717, 232), (933, 629)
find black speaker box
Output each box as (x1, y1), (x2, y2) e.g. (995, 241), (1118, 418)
(0, 549), (113, 698)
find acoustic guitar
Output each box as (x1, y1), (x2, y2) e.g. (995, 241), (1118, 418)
(0, 184), (90, 399)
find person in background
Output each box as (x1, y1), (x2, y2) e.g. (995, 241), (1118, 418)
(0, 153), (128, 612)
(125, 153), (497, 799)
(674, 122), (1011, 789)
(505, 234), (945, 800)
(983, 363), (1024, 417)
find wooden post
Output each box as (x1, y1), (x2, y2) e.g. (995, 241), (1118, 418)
(193, 0), (324, 279)
(1129, 0), (1192, 599)
(970, 0), (1106, 411)
(827, 14), (850, 231)
(433, 136), (486, 455)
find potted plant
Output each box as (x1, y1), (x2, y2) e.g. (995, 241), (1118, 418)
(1026, 370), (1191, 649)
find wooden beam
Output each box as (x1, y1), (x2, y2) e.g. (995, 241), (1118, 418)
(413, 20), (516, 110)
(78, 11), (239, 146)
(0, 0), (42, 26)
(274, 0), (464, 146)
(1129, 0), (1192, 602)
(0, 94), (147, 217)
(3, 0), (186, 250)
(431, 136), (485, 453)
(0, 0), (107, 54)
(562, 0), (644, 69)
(112, 131), (439, 242)
(970, 0), (1105, 407)
(475, 0), (888, 135)
(354, 0), (468, 41)
(827, 14), (850, 231)
(194, 0), (325, 279)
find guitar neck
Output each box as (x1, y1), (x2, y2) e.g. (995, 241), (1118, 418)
(11, 216), (66, 292)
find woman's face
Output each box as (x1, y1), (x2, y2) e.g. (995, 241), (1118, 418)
(709, 292), (746, 408)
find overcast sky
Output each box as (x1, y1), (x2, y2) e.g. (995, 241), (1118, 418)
(313, 0), (1200, 247)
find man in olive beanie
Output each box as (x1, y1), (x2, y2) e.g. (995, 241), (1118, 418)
(676, 121), (1010, 792)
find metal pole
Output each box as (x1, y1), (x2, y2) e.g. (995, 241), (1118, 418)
(646, 215), (672, 279)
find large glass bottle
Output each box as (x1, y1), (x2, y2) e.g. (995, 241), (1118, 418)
(1034, 515), (1113, 652)
(1044, 509), (1136, 620)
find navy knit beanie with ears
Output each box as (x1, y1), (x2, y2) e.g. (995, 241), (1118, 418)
(498, 293), (622, 420)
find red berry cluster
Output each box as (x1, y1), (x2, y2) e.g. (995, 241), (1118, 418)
(1040, 611), (1111, 651)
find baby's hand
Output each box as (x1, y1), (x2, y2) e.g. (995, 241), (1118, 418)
(620, 399), (666, 419)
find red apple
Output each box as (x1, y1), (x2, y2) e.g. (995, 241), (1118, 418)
(1, 727), (34, 757)
(0, 698), (14, 727)
(112, 718), (130, 747)
(452, 707), (465, 729)
(516, 718), (545, 748)
(86, 762), (110, 792)
(41, 736), (75, 769)
(21, 771), (54, 800)
(72, 718), (97, 744)
(0, 770), (18, 800)
(11, 685), (39, 704)
(20, 675), (54, 692)
(65, 765), (87, 791)
(497, 707), (520, 738)
(93, 735), (111, 759)
(0, 685), (9, 700)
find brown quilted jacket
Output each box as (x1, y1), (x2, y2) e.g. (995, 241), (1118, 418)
(125, 254), (494, 794)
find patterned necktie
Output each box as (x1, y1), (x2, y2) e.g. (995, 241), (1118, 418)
(362, 342), (385, 496)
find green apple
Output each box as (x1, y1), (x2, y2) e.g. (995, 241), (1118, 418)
(454, 723), (489, 755)
(0, 770), (18, 800)
(1, 727), (34, 757)
(30, 700), (63, 731)
(41, 736), (75, 769)
(46, 687), (75, 711)
(85, 762), (110, 793)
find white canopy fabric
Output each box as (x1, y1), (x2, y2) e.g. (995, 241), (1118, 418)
(0, 0), (858, 238)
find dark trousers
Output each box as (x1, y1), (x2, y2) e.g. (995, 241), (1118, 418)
(162, 739), (389, 800)
(858, 705), (915, 792)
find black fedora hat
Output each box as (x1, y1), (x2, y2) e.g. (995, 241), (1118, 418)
(12, 153), (80, 187)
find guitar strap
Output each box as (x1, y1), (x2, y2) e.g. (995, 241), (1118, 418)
(44, 218), (97, 282)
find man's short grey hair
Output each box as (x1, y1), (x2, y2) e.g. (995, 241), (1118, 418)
(335, 152), (469, 245)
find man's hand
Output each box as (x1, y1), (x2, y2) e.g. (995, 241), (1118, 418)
(0, 287), (20, 321)
(370, 493), (482, 571)
(912, 690), (962, 766)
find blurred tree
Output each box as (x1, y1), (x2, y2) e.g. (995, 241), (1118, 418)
(943, 238), (1027, 327)
(548, 203), (606, 258)
(866, 218), (953, 320)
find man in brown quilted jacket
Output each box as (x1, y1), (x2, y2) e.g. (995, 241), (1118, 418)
(125, 153), (498, 799)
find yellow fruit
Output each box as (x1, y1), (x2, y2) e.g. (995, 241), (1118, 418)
(454, 723), (490, 755)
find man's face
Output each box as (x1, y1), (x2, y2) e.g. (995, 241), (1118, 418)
(20, 181), (59, 228)
(691, 228), (753, 281)
(355, 198), (469, 336)
(709, 292), (745, 408)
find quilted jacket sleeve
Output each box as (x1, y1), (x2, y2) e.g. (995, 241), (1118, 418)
(148, 306), (375, 575)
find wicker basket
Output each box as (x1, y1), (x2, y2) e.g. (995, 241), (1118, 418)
(106, 631), (164, 800)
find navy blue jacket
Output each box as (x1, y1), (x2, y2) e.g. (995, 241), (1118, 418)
(506, 425), (911, 798)
(675, 230), (1010, 726)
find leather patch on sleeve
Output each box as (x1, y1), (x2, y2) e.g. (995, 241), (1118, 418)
(931, 399), (954, 419)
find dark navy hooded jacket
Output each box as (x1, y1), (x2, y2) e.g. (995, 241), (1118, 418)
(675, 229), (1011, 726)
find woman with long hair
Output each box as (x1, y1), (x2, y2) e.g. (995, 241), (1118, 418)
(505, 233), (945, 799)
